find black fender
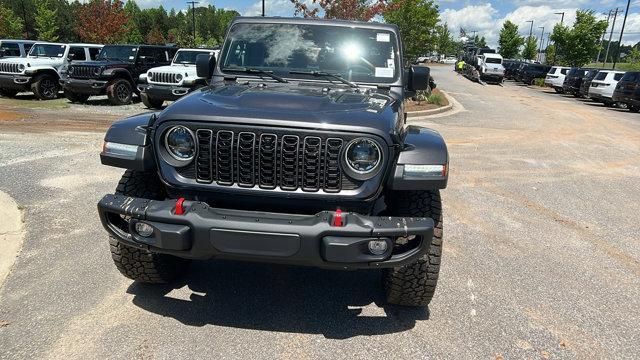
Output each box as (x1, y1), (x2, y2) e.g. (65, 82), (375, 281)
(388, 125), (449, 190)
(102, 68), (135, 85)
(101, 112), (158, 171)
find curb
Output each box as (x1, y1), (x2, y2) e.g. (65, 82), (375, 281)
(406, 90), (454, 118)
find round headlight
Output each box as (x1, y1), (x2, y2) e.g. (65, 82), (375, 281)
(18, 64), (25, 72)
(147, 72), (154, 80)
(164, 126), (196, 162)
(344, 138), (382, 180)
(93, 66), (102, 76)
(175, 74), (183, 82)
(67, 65), (74, 74)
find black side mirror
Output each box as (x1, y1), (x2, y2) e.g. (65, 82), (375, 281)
(196, 53), (216, 80)
(408, 65), (430, 91)
(67, 53), (75, 62)
(0, 49), (6, 57)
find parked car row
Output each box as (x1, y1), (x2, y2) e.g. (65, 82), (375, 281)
(503, 60), (551, 85)
(0, 39), (219, 108)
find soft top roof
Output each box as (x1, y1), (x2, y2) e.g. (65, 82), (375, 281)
(230, 16), (399, 32)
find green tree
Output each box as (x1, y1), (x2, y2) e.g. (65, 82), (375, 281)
(498, 20), (523, 59)
(522, 36), (537, 60)
(0, 4), (24, 38)
(35, 0), (59, 41)
(383, 0), (440, 62)
(474, 35), (487, 48)
(550, 10), (607, 66)
(435, 23), (455, 56)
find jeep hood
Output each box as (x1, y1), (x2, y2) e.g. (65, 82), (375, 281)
(75, 60), (131, 68)
(2, 57), (60, 67)
(159, 82), (399, 137)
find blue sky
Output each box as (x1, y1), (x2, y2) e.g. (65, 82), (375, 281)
(132, 0), (640, 47)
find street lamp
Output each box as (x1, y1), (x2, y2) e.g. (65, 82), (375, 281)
(538, 26), (545, 62)
(554, 12), (565, 24)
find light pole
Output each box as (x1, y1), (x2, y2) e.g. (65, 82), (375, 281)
(597, 10), (613, 63)
(525, 20), (534, 61)
(262, 0), (265, 16)
(613, 0), (632, 69)
(538, 26), (545, 62)
(187, 1), (197, 47)
(553, 12), (564, 65)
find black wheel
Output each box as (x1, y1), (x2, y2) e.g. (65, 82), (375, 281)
(109, 170), (189, 283)
(603, 101), (614, 107)
(629, 105), (639, 113)
(0, 89), (18, 97)
(31, 74), (59, 100)
(106, 78), (133, 105)
(383, 190), (443, 307)
(554, 88), (564, 94)
(64, 89), (90, 103)
(140, 92), (164, 109)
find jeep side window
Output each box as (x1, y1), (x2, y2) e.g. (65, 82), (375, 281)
(137, 47), (155, 64)
(88, 47), (101, 60)
(561, 68), (569, 75)
(153, 48), (168, 63)
(1, 42), (20, 57)
(614, 73), (624, 81)
(69, 47), (86, 61)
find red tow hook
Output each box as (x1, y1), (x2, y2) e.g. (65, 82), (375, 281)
(332, 208), (343, 227)
(175, 197), (186, 215)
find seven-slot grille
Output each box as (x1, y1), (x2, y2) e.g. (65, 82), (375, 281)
(70, 65), (98, 79)
(0, 63), (20, 73)
(190, 128), (350, 192)
(149, 72), (180, 84)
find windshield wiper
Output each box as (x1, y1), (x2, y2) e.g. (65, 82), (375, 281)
(222, 66), (288, 83)
(289, 70), (358, 88)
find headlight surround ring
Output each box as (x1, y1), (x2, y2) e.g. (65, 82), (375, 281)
(67, 65), (74, 74)
(175, 73), (183, 82)
(163, 125), (196, 165)
(93, 66), (103, 77)
(17, 64), (25, 72)
(342, 137), (383, 180)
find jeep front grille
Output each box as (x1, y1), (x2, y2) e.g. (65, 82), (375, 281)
(0, 62), (20, 73)
(70, 65), (98, 79)
(149, 72), (180, 84)
(184, 128), (357, 192)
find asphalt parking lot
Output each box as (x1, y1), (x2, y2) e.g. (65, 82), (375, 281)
(0, 65), (639, 359)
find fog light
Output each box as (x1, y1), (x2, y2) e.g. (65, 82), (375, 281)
(134, 222), (154, 237)
(368, 240), (388, 255)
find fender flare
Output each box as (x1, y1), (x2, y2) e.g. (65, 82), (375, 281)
(388, 125), (449, 190)
(102, 68), (135, 85)
(26, 67), (60, 79)
(101, 112), (159, 171)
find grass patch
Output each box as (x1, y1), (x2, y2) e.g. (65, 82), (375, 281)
(0, 96), (70, 109)
(586, 62), (638, 71)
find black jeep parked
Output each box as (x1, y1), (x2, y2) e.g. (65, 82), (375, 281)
(61, 44), (177, 105)
(97, 17), (449, 307)
(562, 67), (590, 96)
(517, 64), (551, 85)
(613, 71), (640, 112)
(578, 68), (601, 98)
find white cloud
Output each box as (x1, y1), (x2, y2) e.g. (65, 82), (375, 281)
(243, 0), (298, 16)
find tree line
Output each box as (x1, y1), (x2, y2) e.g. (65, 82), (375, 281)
(497, 10), (640, 67)
(0, 0), (239, 47)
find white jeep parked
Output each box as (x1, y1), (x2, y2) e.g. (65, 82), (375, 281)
(0, 42), (103, 100)
(478, 53), (504, 83)
(138, 48), (219, 109)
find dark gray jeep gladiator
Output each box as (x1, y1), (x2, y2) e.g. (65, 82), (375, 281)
(98, 17), (449, 307)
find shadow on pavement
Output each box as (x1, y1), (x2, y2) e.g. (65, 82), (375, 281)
(127, 260), (428, 339)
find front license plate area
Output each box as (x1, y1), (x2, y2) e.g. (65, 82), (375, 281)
(210, 228), (301, 257)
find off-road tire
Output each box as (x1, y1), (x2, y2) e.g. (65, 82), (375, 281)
(31, 74), (59, 100)
(64, 89), (90, 103)
(0, 89), (18, 97)
(629, 105), (639, 113)
(383, 190), (443, 307)
(109, 170), (189, 283)
(140, 92), (164, 109)
(106, 78), (133, 105)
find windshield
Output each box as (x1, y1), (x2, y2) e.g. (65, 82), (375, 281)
(173, 50), (211, 65)
(485, 57), (501, 64)
(595, 72), (607, 81)
(97, 45), (138, 62)
(219, 23), (400, 84)
(29, 44), (66, 57)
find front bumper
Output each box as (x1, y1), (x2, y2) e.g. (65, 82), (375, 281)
(481, 73), (503, 82)
(98, 194), (434, 269)
(60, 77), (108, 95)
(138, 83), (194, 101)
(0, 73), (31, 90)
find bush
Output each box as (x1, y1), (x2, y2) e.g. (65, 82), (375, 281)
(427, 92), (446, 106)
(533, 78), (546, 87)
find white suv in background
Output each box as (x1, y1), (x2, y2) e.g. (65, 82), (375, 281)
(588, 70), (626, 107)
(545, 66), (571, 93)
(0, 42), (102, 99)
(138, 48), (219, 109)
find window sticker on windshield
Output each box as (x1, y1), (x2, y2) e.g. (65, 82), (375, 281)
(129, 56), (135, 60)
(387, 59), (394, 68)
(57, 54), (63, 57)
(375, 67), (394, 78)
(377, 33), (390, 42)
